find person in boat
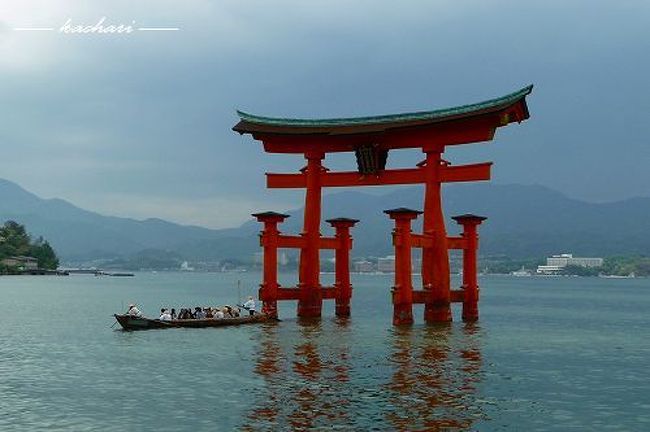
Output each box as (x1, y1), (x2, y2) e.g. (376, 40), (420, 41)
(243, 296), (256, 316)
(204, 307), (213, 319)
(170, 308), (177, 320)
(214, 308), (225, 319)
(194, 307), (206, 319)
(159, 308), (172, 321)
(127, 304), (142, 317)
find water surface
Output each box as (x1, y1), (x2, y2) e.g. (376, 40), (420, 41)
(1, 273), (648, 430)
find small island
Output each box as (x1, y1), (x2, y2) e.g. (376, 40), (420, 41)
(0, 220), (62, 275)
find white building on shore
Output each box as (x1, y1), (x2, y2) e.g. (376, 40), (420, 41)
(536, 253), (603, 274)
(353, 260), (374, 273)
(546, 254), (603, 268)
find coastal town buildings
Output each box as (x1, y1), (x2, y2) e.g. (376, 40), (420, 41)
(377, 256), (395, 273)
(352, 256), (424, 273)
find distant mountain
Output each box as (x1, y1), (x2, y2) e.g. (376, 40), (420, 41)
(1, 178), (649, 263)
(0, 179), (250, 261)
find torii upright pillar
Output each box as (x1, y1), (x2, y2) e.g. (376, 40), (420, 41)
(327, 217), (359, 317)
(298, 151), (325, 318)
(385, 208), (421, 326)
(452, 214), (487, 322)
(422, 147), (452, 323)
(252, 211), (290, 319)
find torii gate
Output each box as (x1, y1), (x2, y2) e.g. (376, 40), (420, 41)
(234, 85), (532, 324)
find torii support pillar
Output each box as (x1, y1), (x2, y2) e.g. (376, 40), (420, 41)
(422, 148), (452, 323)
(452, 214), (487, 322)
(298, 151), (325, 318)
(385, 208), (422, 326)
(252, 211), (290, 319)
(326, 218), (359, 318)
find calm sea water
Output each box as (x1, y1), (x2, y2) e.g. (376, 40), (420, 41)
(0, 272), (648, 431)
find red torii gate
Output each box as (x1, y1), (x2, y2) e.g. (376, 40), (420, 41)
(234, 85), (532, 323)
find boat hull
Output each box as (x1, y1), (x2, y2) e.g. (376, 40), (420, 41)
(114, 313), (268, 331)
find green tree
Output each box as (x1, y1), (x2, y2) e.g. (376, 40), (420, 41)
(0, 221), (60, 270)
(30, 240), (59, 270)
(0, 220), (31, 257)
(560, 264), (600, 277)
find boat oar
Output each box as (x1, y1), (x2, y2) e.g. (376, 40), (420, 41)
(110, 314), (124, 328)
(237, 280), (242, 308)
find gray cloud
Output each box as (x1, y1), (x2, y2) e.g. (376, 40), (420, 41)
(1, 0), (649, 227)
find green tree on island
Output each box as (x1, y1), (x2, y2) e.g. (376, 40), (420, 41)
(30, 237), (59, 270)
(0, 221), (59, 272)
(0, 221), (31, 257)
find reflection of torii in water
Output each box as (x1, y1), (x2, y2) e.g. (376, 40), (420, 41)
(241, 321), (484, 431)
(241, 319), (352, 431)
(385, 324), (484, 430)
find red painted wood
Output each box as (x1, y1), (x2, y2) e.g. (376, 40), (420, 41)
(440, 163), (492, 183)
(453, 217), (486, 322)
(411, 234), (433, 249)
(328, 219), (357, 317)
(446, 236), (467, 250)
(321, 286), (338, 300)
(386, 210), (419, 326)
(277, 287), (301, 300)
(318, 237), (339, 250)
(256, 113), (502, 154)
(411, 290), (429, 304)
(266, 162), (491, 189)
(243, 92), (532, 323)
(411, 289), (465, 303)
(422, 150), (452, 323)
(253, 213), (288, 319)
(450, 289), (465, 303)
(297, 154), (324, 318)
(276, 235), (305, 249)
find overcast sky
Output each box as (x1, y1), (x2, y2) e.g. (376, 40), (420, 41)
(1, 0), (649, 228)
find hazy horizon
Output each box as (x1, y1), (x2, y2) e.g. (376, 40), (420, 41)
(2, 1), (649, 228)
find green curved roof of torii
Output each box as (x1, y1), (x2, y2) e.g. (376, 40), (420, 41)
(234, 85), (532, 133)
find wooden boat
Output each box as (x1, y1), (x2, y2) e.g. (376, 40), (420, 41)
(113, 313), (268, 331)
